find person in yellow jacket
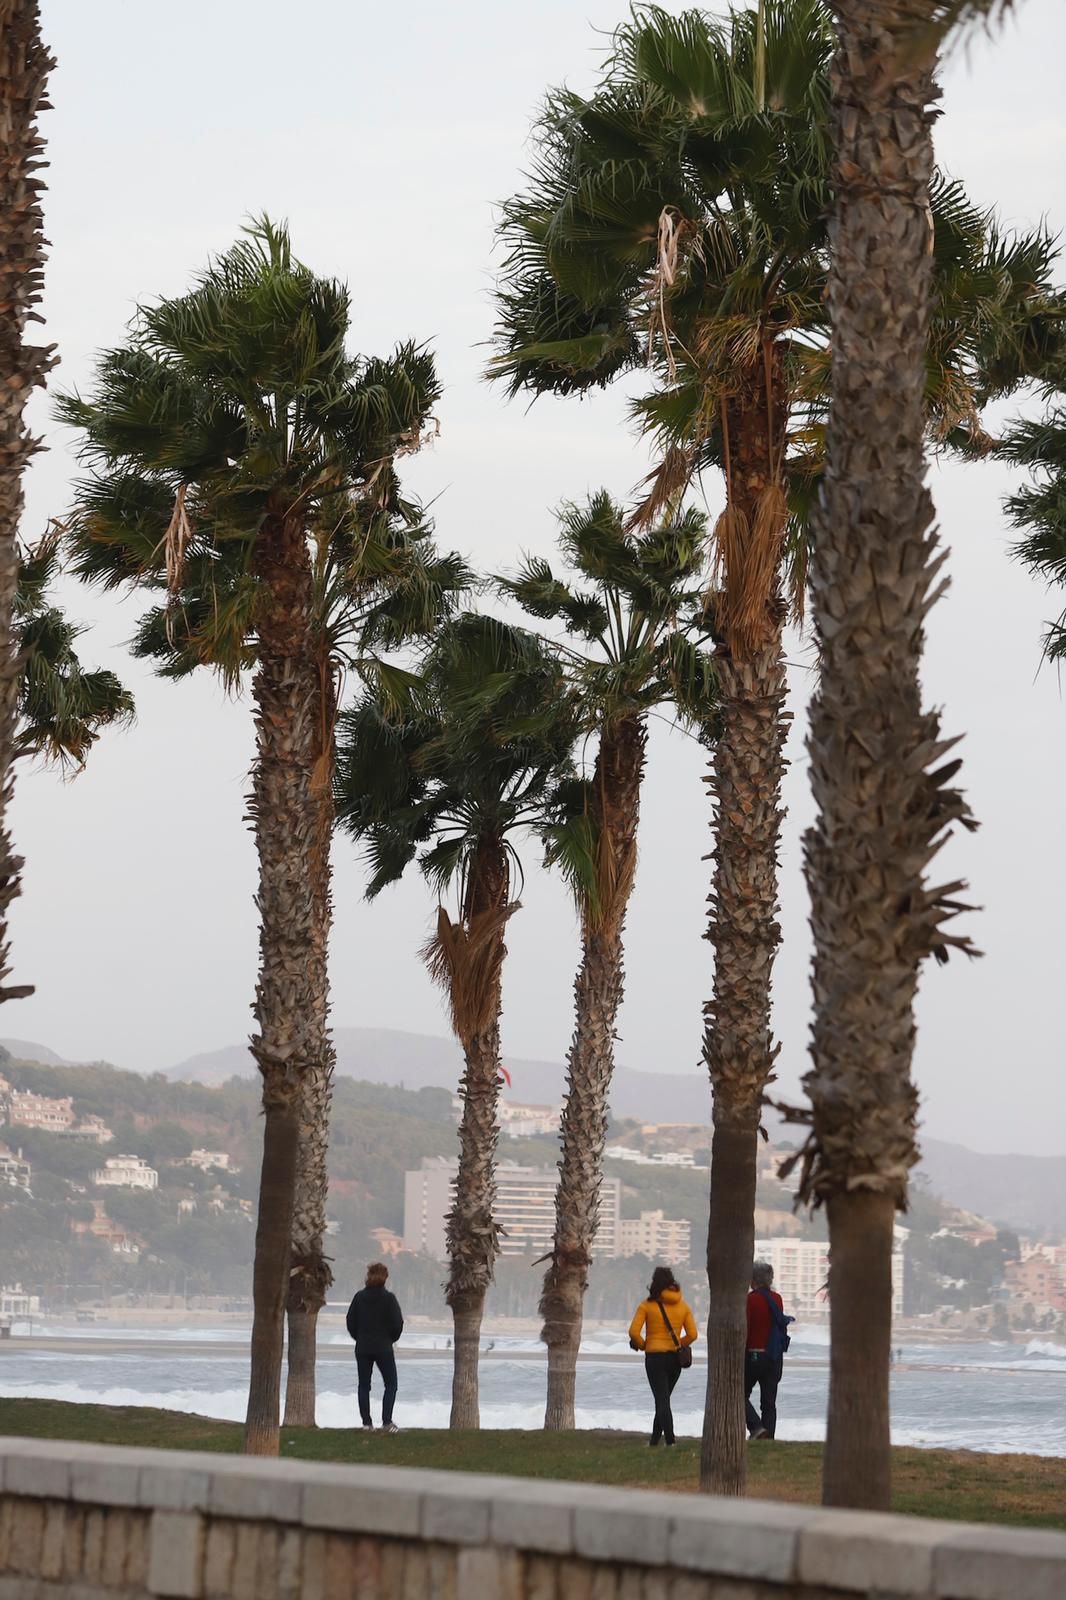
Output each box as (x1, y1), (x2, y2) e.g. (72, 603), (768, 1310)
(628, 1266), (698, 1446)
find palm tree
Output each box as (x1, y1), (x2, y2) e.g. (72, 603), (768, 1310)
(57, 219), (442, 1456)
(492, 0), (1058, 1494)
(129, 496), (467, 1426)
(784, 0), (1054, 1511)
(0, 2), (56, 1007)
(499, 491), (716, 1429)
(15, 528), (133, 770)
(336, 613), (577, 1427)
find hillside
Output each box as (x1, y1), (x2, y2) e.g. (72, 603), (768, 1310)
(165, 1026), (716, 1124)
(919, 1139), (1066, 1235)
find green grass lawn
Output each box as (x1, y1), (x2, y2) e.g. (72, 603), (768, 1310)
(0, 1398), (1062, 1530)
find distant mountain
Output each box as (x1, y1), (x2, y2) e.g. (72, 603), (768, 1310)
(0, 1039), (67, 1066)
(918, 1138), (1066, 1235)
(166, 1025), (715, 1125)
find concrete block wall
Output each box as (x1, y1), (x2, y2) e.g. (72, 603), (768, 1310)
(0, 1436), (1064, 1599)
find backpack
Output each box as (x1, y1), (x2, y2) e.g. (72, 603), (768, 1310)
(759, 1287), (791, 1362)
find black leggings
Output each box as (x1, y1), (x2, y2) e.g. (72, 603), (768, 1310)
(645, 1351), (682, 1443)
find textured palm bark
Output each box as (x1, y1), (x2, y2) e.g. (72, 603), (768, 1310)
(703, 1114), (759, 1488)
(0, 3), (55, 1009)
(701, 361), (790, 1496)
(283, 662), (337, 1429)
(792, 3), (976, 1510)
(243, 512), (322, 1457)
(540, 713), (646, 1431)
(445, 837), (510, 1430)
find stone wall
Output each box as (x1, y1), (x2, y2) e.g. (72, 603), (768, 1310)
(0, 1437), (1063, 1599)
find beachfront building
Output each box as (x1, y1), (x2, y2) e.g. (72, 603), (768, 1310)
(618, 1209), (692, 1265)
(91, 1155), (158, 1191)
(1005, 1253), (1066, 1315)
(0, 1284), (40, 1318)
(5, 1090), (75, 1134)
(753, 1233), (906, 1319)
(404, 1157), (622, 1261)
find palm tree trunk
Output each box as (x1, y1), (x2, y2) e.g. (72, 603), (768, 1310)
(794, 4), (974, 1511)
(244, 511), (321, 1457)
(0, 3), (55, 1010)
(703, 1109), (759, 1489)
(701, 359), (790, 1496)
(444, 837), (511, 1430)
(541, 714), (646, 1431)
(283, 662), (337, 1429)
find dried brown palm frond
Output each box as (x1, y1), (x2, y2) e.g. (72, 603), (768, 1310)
(625, 444), (697, 532)
(711, 484), (789, 658)
(162, 485), (193, 645)
(422, 900), (519, 1043)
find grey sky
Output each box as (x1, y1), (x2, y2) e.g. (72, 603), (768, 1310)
(14, 0), (1066, 1155)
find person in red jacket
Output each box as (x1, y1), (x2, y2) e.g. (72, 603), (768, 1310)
(745, 1260), (791, 1440)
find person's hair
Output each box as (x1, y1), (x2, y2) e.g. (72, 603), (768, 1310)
(751, 1260), (774, 1289)
(648, 1265), (679, 1300)
(365, 1262), (389, 1288)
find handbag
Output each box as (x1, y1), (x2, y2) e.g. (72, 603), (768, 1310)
(655, 1296), (692, 1369)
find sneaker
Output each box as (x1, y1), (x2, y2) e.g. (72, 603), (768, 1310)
(382, 1422), (399, 1435)
(749, 1426), (768, 1440)
(648, 1437), (660, 1448)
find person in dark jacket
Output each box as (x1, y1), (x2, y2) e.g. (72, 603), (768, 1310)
(346, 1262), (404, 1432)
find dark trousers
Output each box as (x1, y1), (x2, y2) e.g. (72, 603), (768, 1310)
(745, 1351), (782, 1438)
(356, 1350), (397, 1426)
(645, 1351), (682, 1444)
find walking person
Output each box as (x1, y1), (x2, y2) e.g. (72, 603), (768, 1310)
(346, 1262), (404, 1433)
(628, 1266), (698, 1447)
(745, 1260), (793, 1440)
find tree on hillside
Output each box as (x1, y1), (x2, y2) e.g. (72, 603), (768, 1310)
(336, 613), (578, 1427)
(0, 2), (56, 1007)
(492, 0), (1058, 1494)
(500, 491), (716, 1429)
(783, 0), (1059, 1511)
(58, 219), (443, 1456)
(14, 528), (133, 770)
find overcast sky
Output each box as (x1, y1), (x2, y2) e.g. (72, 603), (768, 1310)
(12, 0), (1066, 1156)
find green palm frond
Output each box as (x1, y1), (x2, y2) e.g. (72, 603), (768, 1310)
(14, 538), (135, 771)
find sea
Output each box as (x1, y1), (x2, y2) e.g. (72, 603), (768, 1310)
(2, 1320), (1063, 1456)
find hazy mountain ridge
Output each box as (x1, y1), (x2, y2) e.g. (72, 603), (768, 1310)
(5, 1031), (1064, 1233)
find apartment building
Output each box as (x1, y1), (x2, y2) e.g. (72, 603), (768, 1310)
(754, 1233), (906, 1319)
(0, 1146), (31, 1192)
(6, 1091), (75, 1134)
(618, 1209), (692, 1266)
(404, 1158), (621, 1261)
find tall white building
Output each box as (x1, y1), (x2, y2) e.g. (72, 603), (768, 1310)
(404, 1158), (621, 1261)
(91, 1155), (158, 1191)
(753, 1233), (905, 1319)
(618, 1209), (692, 1265)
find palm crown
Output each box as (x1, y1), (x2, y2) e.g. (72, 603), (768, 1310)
(336, 612), (578, 912)
(56, 218), (443, 632)
(499, 491), (717, 918)
(492, 0), (1060, 616)
(1001, 372), (1066, 661)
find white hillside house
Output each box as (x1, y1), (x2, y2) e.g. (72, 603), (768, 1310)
(92, 1155), (158, 1191)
